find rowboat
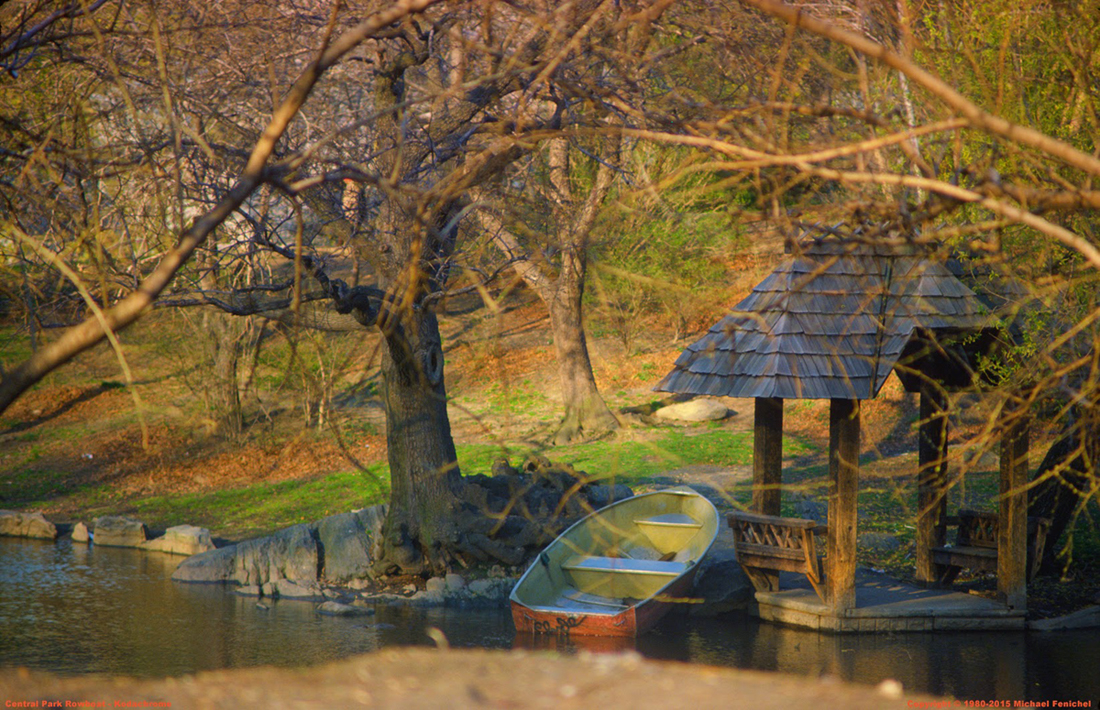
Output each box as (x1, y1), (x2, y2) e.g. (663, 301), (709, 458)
(510, 487), (719, 638)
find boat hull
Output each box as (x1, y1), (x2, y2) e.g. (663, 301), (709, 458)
(511, 567), (700, 638)
(509, 488), (717, 639)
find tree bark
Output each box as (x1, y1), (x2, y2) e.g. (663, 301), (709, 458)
(206, 311), (243, 440)
(476, 137), (620, 444)
(373, 302), (465, 575)
(548, 244), (618, 445)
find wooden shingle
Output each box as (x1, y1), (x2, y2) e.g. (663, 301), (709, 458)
(655, 239), (993, 400)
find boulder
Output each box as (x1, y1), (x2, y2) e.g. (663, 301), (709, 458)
(172, 523), (318, 589)
(71, 522), (90, 543)
(0, 510), (57, 540)
(315, 505), (387, 583)
(270, 579), (324, 601)
(425, 577), (446, 594)
(654, 399), (729, 423)
(468, 578), (511, 597)
(410, 589), (445, 606)
(317, 601), (373, 617)
(93, 516), (146, 547)
(583, 484), (633, 510)
(141, 525), (216, 556)
(689, 548), (754, 616)
(445, 573), (467, 591)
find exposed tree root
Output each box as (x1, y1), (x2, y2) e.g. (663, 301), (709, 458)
(372, 457), (631, 578)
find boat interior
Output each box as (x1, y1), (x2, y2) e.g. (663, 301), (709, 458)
(514, 491), (719, 614)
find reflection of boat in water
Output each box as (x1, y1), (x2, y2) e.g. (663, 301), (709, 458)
(510, 488), (719, 638)
(513, 629), (637, 655)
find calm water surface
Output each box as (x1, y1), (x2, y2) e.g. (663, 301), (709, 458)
(1, 537), (1097, 703)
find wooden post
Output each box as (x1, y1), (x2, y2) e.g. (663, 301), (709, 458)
(998, 404), (1029, 610)
(751, 397), (783, 591)
(916, 385), (949, 584)
(828, 398), (860, 612)
(753, 397), (783, 516)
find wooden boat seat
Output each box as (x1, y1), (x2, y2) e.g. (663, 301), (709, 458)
(561, 555), (686, 599)
(563, 556), (687, 575)
(635, 513), (703, 555)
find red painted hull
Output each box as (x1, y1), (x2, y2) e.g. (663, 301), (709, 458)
(511, 568), (699, 638)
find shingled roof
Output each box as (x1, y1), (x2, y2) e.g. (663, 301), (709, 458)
(655, 241), (991, 400)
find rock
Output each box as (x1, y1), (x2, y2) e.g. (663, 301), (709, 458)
(402, 584), (417, 595)
(468, 578), (513, 599)
(468, 579), (496, 595)
(93, 516), (146, 548)
(425, 577), (446, 594)
(445, 573), (467, 591)
(317, 601), (373, 616)
(315, 505), (387, 583)
(654, 399), (729, 422)
(172, 523), (318, 589)
(234, 586), (261, 597)
(71, 522), (90, 543)
(410, 589), (445, 606)
(1030, 605), (1100, 631)
(858, 532), (902, 554)
(690, 548), (754, 616)
(141, 525), (215, 556)
(584, 484), (633, 510)
(271, 579), (323, 601)
(0, 510), (58, 540)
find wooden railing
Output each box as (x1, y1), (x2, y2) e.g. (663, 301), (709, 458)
(727, 511), (826, 603)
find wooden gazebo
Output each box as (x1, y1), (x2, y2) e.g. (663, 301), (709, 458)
(656, 238), (1032, 626)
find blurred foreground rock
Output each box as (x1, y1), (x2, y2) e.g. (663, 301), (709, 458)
(0, 647), (933, 710)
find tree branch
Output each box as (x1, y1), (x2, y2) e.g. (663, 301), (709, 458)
(0, 0), (442, 414)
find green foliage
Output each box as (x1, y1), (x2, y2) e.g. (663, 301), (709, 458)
(590, 209), (746, 344)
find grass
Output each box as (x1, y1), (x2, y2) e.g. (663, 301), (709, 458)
(127, 469), (390, 540)
(456, 428), (814, 483)
(12, 428), (817, 541)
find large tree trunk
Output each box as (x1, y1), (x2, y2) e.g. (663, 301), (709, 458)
(548, 246), (618, 445)
(373, 305), (466, 575)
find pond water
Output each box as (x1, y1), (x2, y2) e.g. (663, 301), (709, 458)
(1, 537), (1097, 703)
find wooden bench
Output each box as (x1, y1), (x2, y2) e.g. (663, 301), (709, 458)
(931, 510), (1051, 587)
(728, 511), (826, 602)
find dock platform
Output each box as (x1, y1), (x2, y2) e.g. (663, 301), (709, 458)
(749, 569), (1025, 632)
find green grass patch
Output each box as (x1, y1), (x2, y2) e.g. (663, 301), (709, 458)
(126, 468), (390, 540)
(2, 466), (73, 506)
(456, 428), (814, 483)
